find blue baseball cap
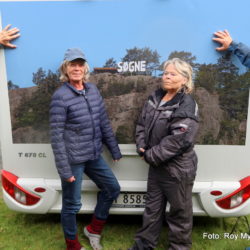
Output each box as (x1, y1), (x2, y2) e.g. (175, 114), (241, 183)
(64, 48), (86, 61)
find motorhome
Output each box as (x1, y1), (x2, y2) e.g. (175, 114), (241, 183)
(1, 0), (250, 217)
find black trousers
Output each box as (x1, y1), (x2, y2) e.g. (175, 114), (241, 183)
(134, 166), (194, 250)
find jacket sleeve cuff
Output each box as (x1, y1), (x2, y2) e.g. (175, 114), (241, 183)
(61, 173), (73, 181)
(228, 41), (238, 52)
(138, 151), (144, 157)
(112, 151), (122, 160)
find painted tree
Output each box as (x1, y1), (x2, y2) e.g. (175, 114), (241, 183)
(8, 80), (19, 89)
(103, 57), (117, 68)
(122, 47), (160, 75)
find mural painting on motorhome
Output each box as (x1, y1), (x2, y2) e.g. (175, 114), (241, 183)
(2, 0), (250, 145)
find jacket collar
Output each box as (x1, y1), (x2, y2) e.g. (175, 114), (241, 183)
(65, 82), (90, 95)
(150, 87), (185, 107)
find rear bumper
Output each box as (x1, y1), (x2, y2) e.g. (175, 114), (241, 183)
(2, 177), (250, 217)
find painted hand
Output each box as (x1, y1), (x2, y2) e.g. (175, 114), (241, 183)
(212, 30), (233, 51)
(0, 24), (20, 48)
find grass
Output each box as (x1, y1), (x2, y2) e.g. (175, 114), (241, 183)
(1, 187), (250, 250)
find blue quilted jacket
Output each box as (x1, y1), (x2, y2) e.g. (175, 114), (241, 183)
(50, 82), (122, 179)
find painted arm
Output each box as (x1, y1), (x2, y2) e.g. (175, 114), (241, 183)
(213, 30), (250, 68)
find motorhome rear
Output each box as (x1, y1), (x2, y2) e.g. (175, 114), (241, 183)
(1, 0), (250, 217)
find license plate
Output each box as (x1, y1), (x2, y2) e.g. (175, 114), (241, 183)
(112, 192), (147, 208)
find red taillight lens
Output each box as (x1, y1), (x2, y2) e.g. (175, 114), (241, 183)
(216, 176), (250, 209)
(210, 190), (223, 196)
(1, 170), (40, 206)
(34, 187), (46, 193)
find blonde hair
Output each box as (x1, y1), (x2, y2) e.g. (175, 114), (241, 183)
(59, 60), (90, 83)
(163, 58), (193, 93)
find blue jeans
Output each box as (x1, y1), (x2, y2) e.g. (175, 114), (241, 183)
(61, 156), (120, 239)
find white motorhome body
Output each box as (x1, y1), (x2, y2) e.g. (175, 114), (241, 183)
(1, 0), (250, 217)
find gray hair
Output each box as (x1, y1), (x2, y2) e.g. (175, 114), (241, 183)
(59, 60), (90, 83)
(163, 58), (193, 93)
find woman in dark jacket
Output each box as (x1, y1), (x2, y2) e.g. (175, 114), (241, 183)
(129, 58), (199, 250)
(50, 48), (122, 250)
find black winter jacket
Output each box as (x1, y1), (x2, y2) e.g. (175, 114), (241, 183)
(136, 88), (199, 180)
(50, 82), (121, 180)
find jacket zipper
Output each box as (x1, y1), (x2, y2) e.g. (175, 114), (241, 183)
(82, 93), (96, 158)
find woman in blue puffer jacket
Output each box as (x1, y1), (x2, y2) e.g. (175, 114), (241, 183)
(50, 48), (122, 250)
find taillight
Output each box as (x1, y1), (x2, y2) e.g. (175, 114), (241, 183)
(1, 170), (40, 206)
(210, 190), (222, 196)
(216, 176), (250, 209)
(34, 187), (46, 193)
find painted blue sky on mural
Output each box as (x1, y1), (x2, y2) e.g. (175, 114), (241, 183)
(1, 0), (250, 87)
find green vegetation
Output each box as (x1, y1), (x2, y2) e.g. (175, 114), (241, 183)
(13, 68), (60, 132)
(1, 186), (250, 250)
(200, 132), (219, 145)
(194, 55), (250, 145)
